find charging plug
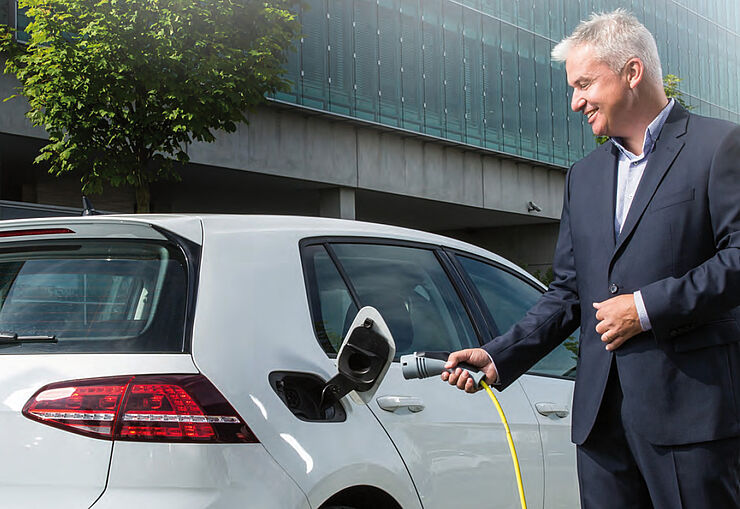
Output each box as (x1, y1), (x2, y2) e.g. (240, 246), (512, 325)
(400, 351), (486, 387)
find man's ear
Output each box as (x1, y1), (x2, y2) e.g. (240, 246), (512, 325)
(623, 57), (644, 89)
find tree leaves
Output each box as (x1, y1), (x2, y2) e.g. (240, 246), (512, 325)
(0, 0), (300, 211)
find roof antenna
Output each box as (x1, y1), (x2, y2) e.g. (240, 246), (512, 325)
(82, 195), (100, 216)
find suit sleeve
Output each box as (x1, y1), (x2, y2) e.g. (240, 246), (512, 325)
(483, 166), (581, 389)
(640, 125), (740, 339)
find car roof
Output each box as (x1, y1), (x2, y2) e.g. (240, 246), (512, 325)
(0, 214), (542, 286)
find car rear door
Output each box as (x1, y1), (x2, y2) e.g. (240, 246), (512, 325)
(452, 253), (580, 509)
(0, 219), (198, 508)
(302, 239), (545, 509)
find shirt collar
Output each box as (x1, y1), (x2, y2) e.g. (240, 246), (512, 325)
(610, 98), (675, 161)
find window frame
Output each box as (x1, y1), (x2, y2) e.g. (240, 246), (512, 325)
(445, 247), (577, 381)
(299, 236), (489, 359)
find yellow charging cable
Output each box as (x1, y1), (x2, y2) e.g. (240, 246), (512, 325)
(480, 380), (527, 509)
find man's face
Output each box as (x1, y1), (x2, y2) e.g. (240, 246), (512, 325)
(565, 45), (632, 138)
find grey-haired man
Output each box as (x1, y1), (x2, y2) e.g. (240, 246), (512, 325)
(444, 10), (740, 508)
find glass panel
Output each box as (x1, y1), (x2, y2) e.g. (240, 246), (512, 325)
(529, 330), (579, 379)
(0, 1), (9, 26)
(331, 243), (479, 357)
(518, 30), (537, 159)
(517, 0), (534, 31)
(15, 2), (31, 44)
(535, 36), (553, 163)
(550, 0), (565, 42)
(455, 255), (577, 379)
(303, 244), (358, 354)
(482, 15), (503, 150)
(0, 241), (187, 354)
(501, 22), (520, 153)
(551, 62), (570, 166)
(379, 0), (401, 126)
(400, 0), (424, 131)
(443, 0), (465, 141)
(301, 0), (329, 109)
(354, 0), (379, 121)
(533, 0), (548, 36)
(328, 0), (355, 115)
(422, 0), (445, 137)
(463, 9), (484, 146)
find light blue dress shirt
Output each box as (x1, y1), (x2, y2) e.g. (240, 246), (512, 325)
(610, 98), (675, 331)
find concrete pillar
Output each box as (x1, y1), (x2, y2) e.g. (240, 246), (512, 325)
(320, 187), (356, 220)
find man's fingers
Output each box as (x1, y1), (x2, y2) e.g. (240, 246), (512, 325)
(445, 349), (471, 369)
(606, 335), (627, 351)
(455, 368), (470, 390)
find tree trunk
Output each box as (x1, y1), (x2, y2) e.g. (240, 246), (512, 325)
(135, 182), (150, 213)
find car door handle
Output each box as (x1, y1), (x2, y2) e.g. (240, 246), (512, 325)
(376, 396), (425, 413)
(535, 402), (569, 418)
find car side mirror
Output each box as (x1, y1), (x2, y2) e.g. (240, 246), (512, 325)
(321, 306), (396, 408)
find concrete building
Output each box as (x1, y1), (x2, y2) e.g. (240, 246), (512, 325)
(1, 0), (738, 275)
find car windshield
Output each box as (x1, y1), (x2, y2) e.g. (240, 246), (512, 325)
(0, 240), (188, 353)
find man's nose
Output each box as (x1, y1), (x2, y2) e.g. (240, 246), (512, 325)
(571, 91), (586, 112)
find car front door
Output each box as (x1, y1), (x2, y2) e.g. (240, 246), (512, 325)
(302, 240), (545, 509)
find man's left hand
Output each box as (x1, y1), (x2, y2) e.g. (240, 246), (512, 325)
(593, 295), (643, 351)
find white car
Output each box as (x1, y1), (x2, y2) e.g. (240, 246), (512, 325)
(0, 215), (579, 509)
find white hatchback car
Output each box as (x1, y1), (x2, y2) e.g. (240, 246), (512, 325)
(0, 214), (579, 509)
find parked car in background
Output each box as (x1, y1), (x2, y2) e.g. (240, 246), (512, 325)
(0, 215), (579, 508)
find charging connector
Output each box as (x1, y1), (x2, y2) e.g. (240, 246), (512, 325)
(400, 351), (486, 386)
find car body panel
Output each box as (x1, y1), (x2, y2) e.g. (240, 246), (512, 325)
(518, 374), (578, 509)
(369, 367), (545, 509)
(0, 354), (197, 509)
(92, 443), (310, 509)
(190, 219), (423, 508)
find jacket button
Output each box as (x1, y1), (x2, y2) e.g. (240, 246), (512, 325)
(609, 283), (619, 294)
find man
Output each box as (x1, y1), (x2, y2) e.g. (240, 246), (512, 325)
(443, 10), (740, 508)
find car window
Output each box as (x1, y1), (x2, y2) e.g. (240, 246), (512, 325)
(302, 244), (358, 353)
(0, 240), (187, 354)
(331, 243), (479, 357)
(456, 255), (577, 379)
(304, 242), (479, 357)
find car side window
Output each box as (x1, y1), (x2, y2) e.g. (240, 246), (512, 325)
(304, 242), (480, 358)
(456, 255), (577, 379)
(303, 244), (358, 354)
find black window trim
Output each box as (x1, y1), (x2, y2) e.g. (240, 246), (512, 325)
(445, 247), (577, 381)
(299, 236), (488, 359)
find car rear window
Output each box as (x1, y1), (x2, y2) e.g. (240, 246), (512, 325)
(0, 240), (188, 354)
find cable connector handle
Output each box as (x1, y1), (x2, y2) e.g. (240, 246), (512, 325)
(400, 351), (486, 387)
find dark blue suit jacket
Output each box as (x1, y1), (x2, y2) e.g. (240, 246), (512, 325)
(484, 103), (740, 446)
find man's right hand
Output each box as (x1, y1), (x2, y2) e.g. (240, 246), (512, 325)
(441, 348), (498, 393)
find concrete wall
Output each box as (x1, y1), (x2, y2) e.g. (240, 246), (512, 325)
(184, 105), (567, 222)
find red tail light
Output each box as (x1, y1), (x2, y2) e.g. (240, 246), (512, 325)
(0, 228), (75, 237)
(23, 374), (258, 443)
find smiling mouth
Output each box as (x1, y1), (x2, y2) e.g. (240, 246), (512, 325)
(585, 109), (598, 122)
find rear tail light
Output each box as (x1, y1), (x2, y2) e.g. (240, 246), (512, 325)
(23, 374), (258, 443)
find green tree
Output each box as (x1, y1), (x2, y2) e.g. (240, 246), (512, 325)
(0, 0), (300, 212)
(595, 74), (691, 145)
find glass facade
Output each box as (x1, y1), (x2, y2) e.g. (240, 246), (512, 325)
(6, 1), (739, 168)
(275, 0), (740, 167)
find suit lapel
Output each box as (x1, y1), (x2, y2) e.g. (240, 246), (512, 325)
(611, 104), (689, 261)
(594, 143), (618, 252)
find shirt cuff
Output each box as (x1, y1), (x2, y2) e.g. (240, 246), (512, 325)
(634, 290), (652, 331)
(482, 350), (501, 385)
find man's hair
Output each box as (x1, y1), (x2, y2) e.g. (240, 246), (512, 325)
(551, 9), (663, 88)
